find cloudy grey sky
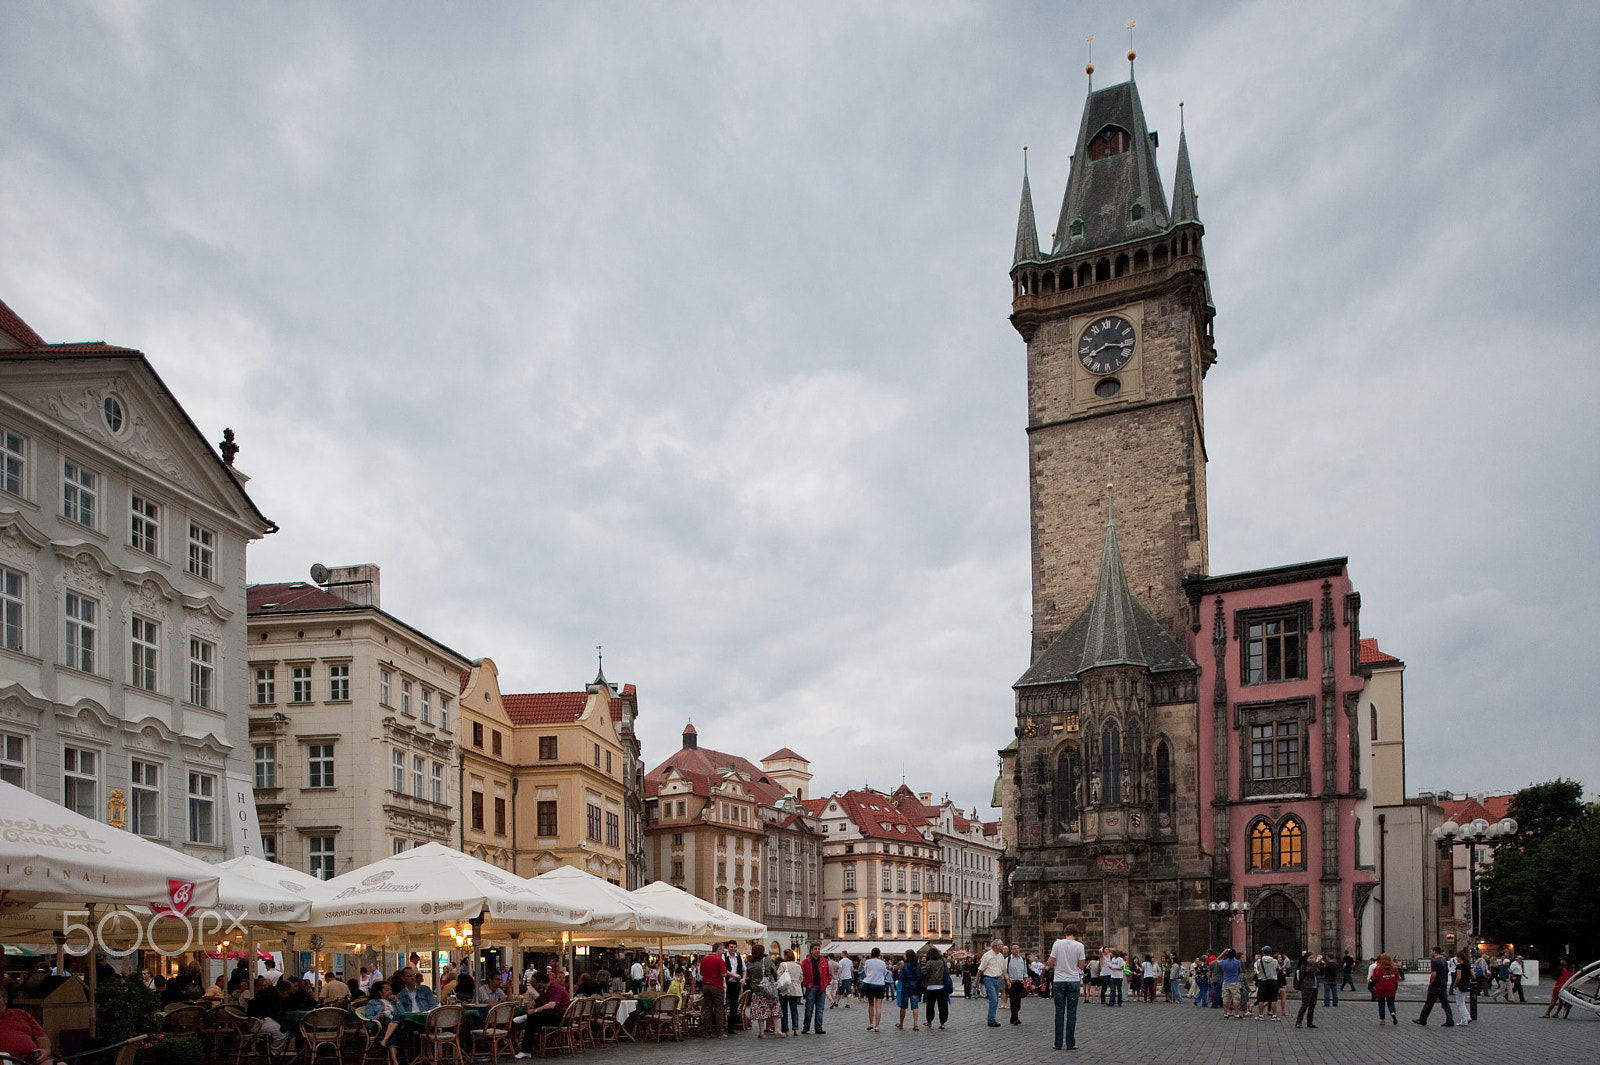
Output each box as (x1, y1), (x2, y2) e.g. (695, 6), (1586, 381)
(3, 1), (1596, 813)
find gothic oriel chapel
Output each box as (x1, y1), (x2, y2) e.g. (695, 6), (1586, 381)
(998, 58), (1381, 959)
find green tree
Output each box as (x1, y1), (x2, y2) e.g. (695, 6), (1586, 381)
(1479, 780), (1599, 962)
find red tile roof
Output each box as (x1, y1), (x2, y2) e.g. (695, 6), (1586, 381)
(1440, 795), (1513, 825)
(681, 723), (697, 736)
(1359, 638), (1401, 665)
(459, 670), (471, 694)
(248, 583), (359, 612)
(761, 747), (807, 763)
(826, 789), (932, 843)
(0, 297), (45, 347)
(503, 692), (589, 725)
(799, 797), (829, 817)
(646, 741), (790, 805)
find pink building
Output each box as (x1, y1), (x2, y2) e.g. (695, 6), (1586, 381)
(1185, 560), (1379, 957)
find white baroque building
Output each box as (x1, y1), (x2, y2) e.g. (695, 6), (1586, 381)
(0, 298), (273, 860)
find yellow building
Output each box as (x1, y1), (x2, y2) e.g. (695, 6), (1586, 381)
(456, 658), (518, 869)
(502, 669), (631, 884)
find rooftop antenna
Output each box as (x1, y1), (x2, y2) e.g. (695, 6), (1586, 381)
(1127, 20), (1137, 76)
(1085, 33), (1095, 89)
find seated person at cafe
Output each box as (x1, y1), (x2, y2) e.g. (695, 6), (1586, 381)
(394, 967), (437, 1014)
(575, 971), (602, 997)
(481, 973), (507, 1005)
(163, 960), (205, 1005)
(279, 977), (319, 1013)
(0, 984), (52, 1065)
(450, 972), (477, 1005)
(204, 974), (227, 1002)
(364, 980), (402, 1065)
(319, 971), (352, 1003)
(518, 972), (570, 1056)
(246, 978), (290, 1059)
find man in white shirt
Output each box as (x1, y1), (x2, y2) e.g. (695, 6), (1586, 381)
(629, 958), (645, 994)
(833, 954), (854, 1007)
(977, 939), (1008, 1027)
(1047, 924), (1087, 1051)
(1005, 944), (1030, 1025)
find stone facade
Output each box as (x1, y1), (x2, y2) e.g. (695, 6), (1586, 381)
(1, 300), (273, 862)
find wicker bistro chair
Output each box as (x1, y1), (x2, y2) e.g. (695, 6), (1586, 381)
(681, 992), (703, 1036)
(418, 1003), (466, 1064)
(162, 1003), (209, 1038)
(735, 989), (752, 1032)
(594, 996), (624, 1046)
(300, 1005), (348, 1065)
(476, 1001), (518, 1063)
(207, 1004), (251, 1059)
(643, 993), (681, 1043)
(537, 999), (584, 1058)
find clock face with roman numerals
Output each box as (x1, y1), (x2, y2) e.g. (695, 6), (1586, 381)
(1078, 315), (1136, 375)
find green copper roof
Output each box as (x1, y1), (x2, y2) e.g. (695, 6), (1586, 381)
(1051, 77), (1171, 256)
(1170, 122), (1199, 225)
(1013, 161), (1041, 266)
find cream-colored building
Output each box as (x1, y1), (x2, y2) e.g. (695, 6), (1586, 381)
(0, 299), (273, 862)
(247, 565), (467, 876)
(457, 658), (517, 869)
(811, 788), (941, 945)
(902, 791), (1004, 952)
(503, 670), (631, 884)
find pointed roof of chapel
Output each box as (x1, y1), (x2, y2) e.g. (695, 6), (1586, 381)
(1013, 159), (1041, 266)
(1052, 77), (1170, 256)
(1170, 117), (1199, 225)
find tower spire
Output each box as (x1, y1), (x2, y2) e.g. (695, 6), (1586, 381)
(1077, 485), (1150, 673)
(1013, 147), (1040, 266)
(1171, 102), (1200, 225)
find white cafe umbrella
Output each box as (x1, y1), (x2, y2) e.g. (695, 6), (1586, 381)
(310, 842), (590, 935)
(632, 881), (766, 942)
(0, 780), (220, 911)
(529, 866), (696, 940)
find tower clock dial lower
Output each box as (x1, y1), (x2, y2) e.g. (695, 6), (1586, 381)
(1078, 315), (1136, 374)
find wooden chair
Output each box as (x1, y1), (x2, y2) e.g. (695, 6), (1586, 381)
(643, 993), (681, 1042)
(594, 996), (623, 1046)
(681, 992), (702, 1036)
(163, 1003), (209, 1038)
(475, 1001), (517, 1063)
(234, 1016), (275, 1065)
(418, 1003), (466, 1063)
(300, 1005), (348, 1064)
(537, 999), (584, 1057)
(207, 1005), (250, 1059)
(734, 989), (752, 1031)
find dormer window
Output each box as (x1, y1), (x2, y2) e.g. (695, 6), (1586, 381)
(1129, 203), (1146, 222)
(1069, 219), (1084, 240)
(1088, 125), (1132, 160)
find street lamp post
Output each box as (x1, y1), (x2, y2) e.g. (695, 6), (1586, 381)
(1431, 816), (1517, 950)
(1207, 900), (1250, 954)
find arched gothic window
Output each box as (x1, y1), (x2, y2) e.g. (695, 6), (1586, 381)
(1056, 748), (1082, 832)
(1102, 725), (1122, 805)
(1370, 704), (1379, 741)
(1155, 742), (1172, 815)
(1279, 818), (1305, 869)
(1088, 125), (1132, 159)
(1249, 820), (1274, 870)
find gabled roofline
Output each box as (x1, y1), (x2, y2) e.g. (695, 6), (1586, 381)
(246, 597), (474, 667)
(1183, 557), (1349, 598)
(0, 348), (275, 536)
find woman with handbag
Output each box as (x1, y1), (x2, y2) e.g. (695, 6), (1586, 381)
(895, 950), (924, 1030)
(777, 948), (804, 1035)
(749, 944), (783, 1037)
(921, 947), (950, 1030)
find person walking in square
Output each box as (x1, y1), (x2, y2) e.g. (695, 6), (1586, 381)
(1413, 946), (1453, 1026)
(1371, 953), (1401, 1026)
(977, 940), (1008, 1027)
(800, 943), (830, 1034)
(1006, 944), (1029, 1024)
(1293, 952), (1320, 1029)
(1047, 923), (1086, 1050)
(921, 946), (950, 1030)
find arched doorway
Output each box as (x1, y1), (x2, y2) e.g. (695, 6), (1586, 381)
(1253, 893), (1302, 959)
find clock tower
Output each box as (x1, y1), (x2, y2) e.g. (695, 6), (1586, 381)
(1010, 72), (1215, 656)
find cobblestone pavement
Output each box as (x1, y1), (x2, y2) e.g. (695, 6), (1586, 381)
(586, 990), (1595, 1065)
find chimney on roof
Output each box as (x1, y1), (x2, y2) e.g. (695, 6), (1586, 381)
(322, 564), (381, 608)
(918, 792), (932, 805)
(682, 723), (697, 750)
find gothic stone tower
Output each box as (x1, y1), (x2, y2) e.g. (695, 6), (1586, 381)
(1010, 75), (1215, 656)
(1001, 70), (1216, 957)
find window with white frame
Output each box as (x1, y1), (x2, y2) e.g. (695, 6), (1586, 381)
(391, 750), (405, 793)
(1, 567), (22, 652)
(911, 869), (920, 892)
(63, 746), (97, 819)
(328, 664), (349, 701)
(844, 907), (856, 933)
(438, 697), (449, 732)
(393, 838), (407, 855)
(411, 755), (424, 798)
(291, 666), (311, 703)
(188, 772), (215, 844)
(253, 744), (276, 789)
(417, 689), (430, 724)
(187, 523), (215, 581)
(843, 863), (856, 891)
(64, 592), (96, 673)
(0, 427), (24, 497)
(130, 759), (160, 837)
(380, 670), (391, 706)
(188, 637), (215, 708)
(0, 733), (24, 787)
(401, 680), (412, 715)
(430, 761), (443, 804)
(261, 835), (277, 863)
(309, 836), (334, 879)
(130, 616), (159, 691)
(308, 744), (334, 788)
(254, 667), (275, 704)
(130, 495), (160, 555)
(62, 460), (97, 527)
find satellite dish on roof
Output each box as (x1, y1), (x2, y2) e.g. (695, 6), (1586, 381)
(309, 563), (330, 585)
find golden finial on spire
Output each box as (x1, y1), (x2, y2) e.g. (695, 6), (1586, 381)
(1127, 20), (1137, 64)
(1086, 33), (1095, 77)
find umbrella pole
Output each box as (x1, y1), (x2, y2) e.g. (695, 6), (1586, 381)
(245, 926), (256, 1002)
(510, 934), (520, 995)
(85, 905), (96, 1038)
(432, 923), (440, 992)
